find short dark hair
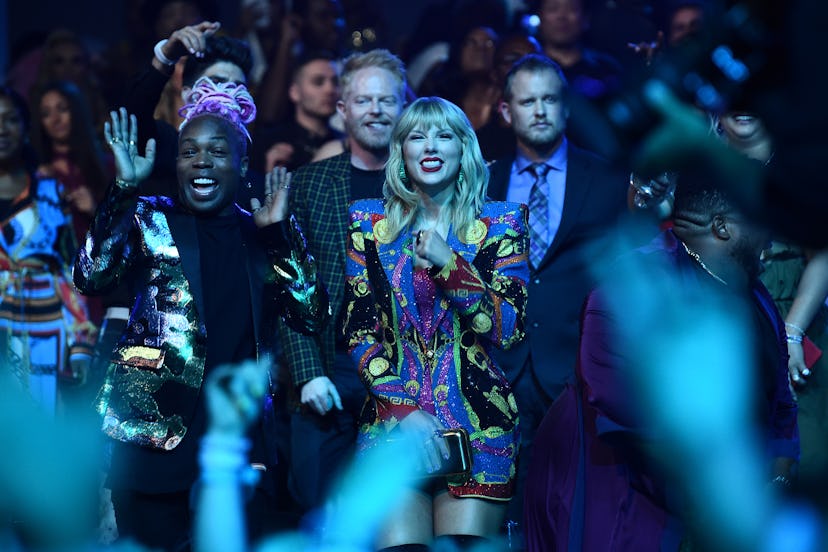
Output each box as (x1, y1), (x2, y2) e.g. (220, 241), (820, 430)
(502, 53), (568, 102)
(182, 35), (253, 87)
(672, 161), (734, 221)
(141, 0), (219, 28)
(290, 51), (337, 83)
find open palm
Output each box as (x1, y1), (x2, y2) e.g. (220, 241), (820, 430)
(103, 107), (156, 188)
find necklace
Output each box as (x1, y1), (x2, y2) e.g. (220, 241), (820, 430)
(680, 241), (728, 286)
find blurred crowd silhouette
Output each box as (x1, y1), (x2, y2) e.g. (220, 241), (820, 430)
(2, 0), (828, 551)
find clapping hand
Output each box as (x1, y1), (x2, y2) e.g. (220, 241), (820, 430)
(250, 166), (291, 228)
(103, 108), (156, 189)
(413, 228), (453, 270)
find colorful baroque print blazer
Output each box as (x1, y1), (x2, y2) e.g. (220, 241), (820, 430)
(74, 184), (328, 450)
(344, 198), (529, 499)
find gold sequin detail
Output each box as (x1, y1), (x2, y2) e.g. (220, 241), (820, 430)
(374, 219), (392, 243)
(461, 220), (487, 244)
(352, 232), (365, 252)
(497, 239), (514, 257)
(114, 346), (165, 369)
(471, 312), (493, 333)
(368, 357), (390, 376)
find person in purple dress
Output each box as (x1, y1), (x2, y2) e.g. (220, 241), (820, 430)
(524, 167), (799, 551)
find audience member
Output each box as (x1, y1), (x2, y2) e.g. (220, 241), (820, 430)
(344, 96), (527, 550)
(194, 360), (270, 552)
(278, 49), (406, 516)
(0, 370), (103, 550)
(30, 79), (114, 406)
(475, 32), (542, 161)
(30, 80), (111, 252)
(251, 53), (342, 173)
(536, 0), (622, 103)
(73, 81), (328, 550)
(715, 108), (828, 486)
(486, 53), (627, 542)
(32, 29), (110, 132)
(124, 21), (253, 196)
(256, 0), (347, 125)
(665, 0), (706, 46)
(192, 361), (425, 552)
(584, 0), (660, 71)
(626, 1), (707, 65)
(0, 86), (96, 414)
(418, 26), (500, 130)
(524, 167), (799, 551)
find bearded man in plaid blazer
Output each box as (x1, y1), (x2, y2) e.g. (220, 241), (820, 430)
(278, 49), (408, 512)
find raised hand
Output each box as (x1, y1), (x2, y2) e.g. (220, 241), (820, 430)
(103, 108), (156, 189)
(163, 21), (221, 60)
(250, 166), (290, 228)
(204, 360), (269, 438)
(626, 30), (664, 66)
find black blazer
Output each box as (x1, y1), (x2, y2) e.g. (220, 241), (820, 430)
(487, 144), (627, 400)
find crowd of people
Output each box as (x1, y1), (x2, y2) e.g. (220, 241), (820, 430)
(1, 0), (826, 551)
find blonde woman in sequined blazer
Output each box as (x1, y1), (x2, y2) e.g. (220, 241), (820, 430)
(343, 97), (529, 551)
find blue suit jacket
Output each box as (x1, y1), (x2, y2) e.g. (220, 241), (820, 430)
(486, 144), (627, 399)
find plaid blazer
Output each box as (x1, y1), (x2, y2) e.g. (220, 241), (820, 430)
(280, 152), (353, 387)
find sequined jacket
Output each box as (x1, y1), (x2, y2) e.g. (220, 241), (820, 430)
(345, 198), (528, 431)
(74, 184), (328, 450)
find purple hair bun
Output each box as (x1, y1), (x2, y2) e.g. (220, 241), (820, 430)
(178, 77), (257, 142)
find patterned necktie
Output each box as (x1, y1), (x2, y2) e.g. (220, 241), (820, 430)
(528, 162), (551, 268)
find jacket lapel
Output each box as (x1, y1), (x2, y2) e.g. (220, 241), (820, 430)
(327, 155), (353, 305)
(238, 206), (266, 341)
(430, 218), (487, 331)
(486, 156), (514, 201)
(375, 216), (488, 336)
(376, 222), (420, 331)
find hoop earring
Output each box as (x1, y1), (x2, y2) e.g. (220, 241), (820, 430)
(399, 164), (409, 184)
(456, 168), (465, 187)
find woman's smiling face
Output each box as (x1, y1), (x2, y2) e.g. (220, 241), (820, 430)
(402, 124), (462, 195)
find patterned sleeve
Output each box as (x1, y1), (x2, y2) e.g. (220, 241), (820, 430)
(265, 215), (330, 336)
(73, 182), (140, 295)
(343, 208), (419, 423)
(278, 167), (328, 387)
(431, 204), (529, 350)
(50, 180), (97, 355)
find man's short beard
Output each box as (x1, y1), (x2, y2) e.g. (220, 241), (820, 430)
(523, 132), (564, 155)
(352, 132), (391, 153)
(731, 237), (762, 281)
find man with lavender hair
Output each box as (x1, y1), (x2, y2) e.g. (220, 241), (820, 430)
(75, 79), (328, 550)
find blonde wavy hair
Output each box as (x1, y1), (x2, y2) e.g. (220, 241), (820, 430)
(383, 97), (488, 240)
